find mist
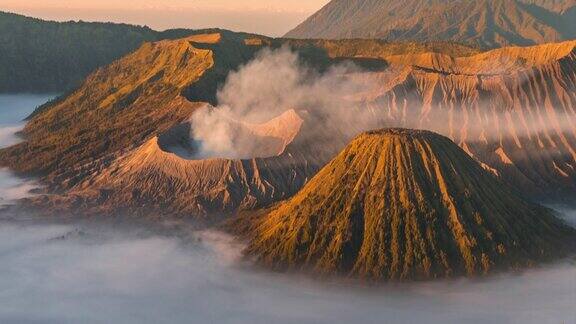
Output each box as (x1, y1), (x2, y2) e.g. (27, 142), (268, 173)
(0, 168), (39, 207)
(189, 47), (576, 160)
(0, 215), (574, 324)
(0, 94), (55, 148)
(190, 48), (378, 159)
(0, 95), (52, 206)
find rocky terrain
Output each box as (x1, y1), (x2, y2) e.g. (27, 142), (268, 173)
(231, 129), (576, 281)
(357, 40), (576, 201)
(286, 0), (576, 48)
(0, 31), (575, 218)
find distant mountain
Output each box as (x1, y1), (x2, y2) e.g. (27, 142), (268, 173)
(286, 0), (576, 48)
(233, 129), (576, 280)
(0, 11), (210, 93)
(0, 11), (155, 92)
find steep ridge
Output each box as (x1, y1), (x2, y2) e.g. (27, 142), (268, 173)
(358, 41), (576, 200)
(0, 11), (236, 93)
(233, 129), (576, 281)
(0, 32), (264, 190)
(286, 0), (576, 48)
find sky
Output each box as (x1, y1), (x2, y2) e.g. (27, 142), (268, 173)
(0, 0), (330, 36)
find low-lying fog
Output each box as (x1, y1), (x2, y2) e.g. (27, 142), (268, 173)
(0, 217), (574, 324)
(0, 94), (51, 206)
(0, 94), (55, 148)
(1, 94), (575, 324)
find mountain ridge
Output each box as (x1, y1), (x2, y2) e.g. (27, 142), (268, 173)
(286, 0), (576, 48)
(0, 11), (253, 93)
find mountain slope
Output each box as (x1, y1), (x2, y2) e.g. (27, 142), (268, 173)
(520, 0), (576, 12)
(1, 33), (575, 218)
(286, 0), (576, 48)
(39, 109), (320, 219)
(0, 32), (263, 187)
(234, 129), (576, 281)
(354, 40), (576, 201)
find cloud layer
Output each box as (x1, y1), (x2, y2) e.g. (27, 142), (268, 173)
(0, 217), (574, 324)
(0, 95), (53, 205)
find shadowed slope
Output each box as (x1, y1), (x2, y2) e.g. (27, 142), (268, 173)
(236, 129), (576, 281)
(286, 0), (575, 48)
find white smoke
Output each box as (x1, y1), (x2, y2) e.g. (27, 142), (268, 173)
(188, 47), (576, 161)
(189, 47), (376, 159)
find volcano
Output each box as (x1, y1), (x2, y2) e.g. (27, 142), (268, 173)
(286, 0), (575, 48)
(1, 32), (575, 217)
(235, 129), (576, 281)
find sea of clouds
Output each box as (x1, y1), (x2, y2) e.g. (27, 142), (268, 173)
(0, 219), (574, 324)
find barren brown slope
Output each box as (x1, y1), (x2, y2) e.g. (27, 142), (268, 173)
(234, 129), (576, 281)
(36, 110), (322, 219)
(286, 0), (575, 48)
(0, 32), (264, 190)
(357, 40), (576, 201)
(0, 32), (402, 191)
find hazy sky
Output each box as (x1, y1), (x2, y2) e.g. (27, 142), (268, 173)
(0, 0), (330, 36)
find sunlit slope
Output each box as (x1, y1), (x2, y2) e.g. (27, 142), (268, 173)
(362, 40), (576, 200)
(49, 110), (317, 219)
(0, 32), (262, 188)
(238, 129), (576, 281)
(0, 32), (479, 191)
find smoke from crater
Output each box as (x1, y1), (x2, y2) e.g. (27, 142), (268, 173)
(189, 47), (576, 161)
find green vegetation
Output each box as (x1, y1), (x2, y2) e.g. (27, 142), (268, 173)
(0, 11), (214, 93)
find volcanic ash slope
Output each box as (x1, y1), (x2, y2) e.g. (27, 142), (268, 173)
(235, 129), (576, 281)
